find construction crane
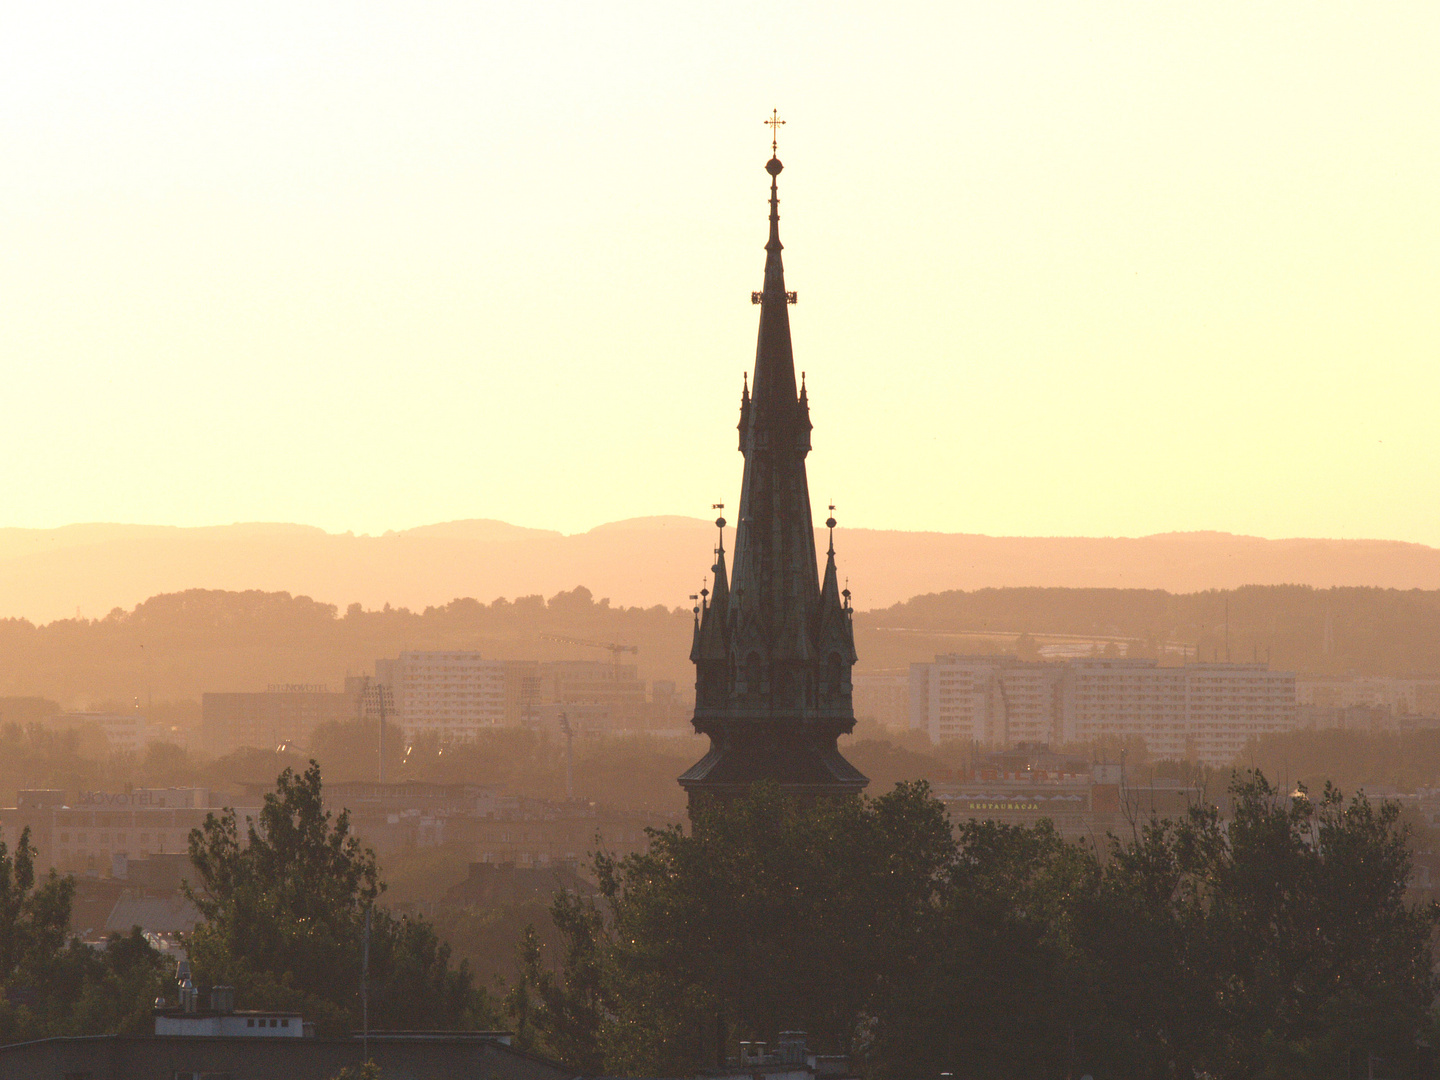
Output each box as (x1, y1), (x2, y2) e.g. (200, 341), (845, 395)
(539, 633), (639, 669)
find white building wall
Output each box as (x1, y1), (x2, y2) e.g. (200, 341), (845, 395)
(996, 665), (1064, 745)
(154, 1012), (304, 1037)
(911, 655), (1296, 766)
(1296, 675), (1440, 714)
(1184, 663), (1296, 764)
(904, 656), (1031, 748)
(377, 651), (507, 743)
(1060, 660), (1188, 759)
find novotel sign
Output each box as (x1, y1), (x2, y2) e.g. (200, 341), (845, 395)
(76, 791), (178, 807)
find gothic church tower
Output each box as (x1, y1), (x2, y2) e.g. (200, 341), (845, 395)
(679, 128), (868, 805)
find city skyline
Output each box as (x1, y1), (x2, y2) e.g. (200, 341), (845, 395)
(4, 4), (1439, 543)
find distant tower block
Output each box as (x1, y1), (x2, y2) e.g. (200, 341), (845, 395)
(679, 120), (867, 806)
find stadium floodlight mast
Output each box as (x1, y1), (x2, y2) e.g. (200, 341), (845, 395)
(358, 677), (395, 783)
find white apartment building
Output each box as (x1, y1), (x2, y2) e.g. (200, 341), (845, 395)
(1174, 663), (1296, 764)
(374, 652), (506, 743)
(908, 656), (1062, 745)
(1061, 660), (1189, 760)
(1296, 675), (1440, 715)
(52, 711), (161, 754)
(910, 656), (1296, 766)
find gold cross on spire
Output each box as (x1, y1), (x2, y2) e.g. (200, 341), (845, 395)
(765, 108), (785, 155)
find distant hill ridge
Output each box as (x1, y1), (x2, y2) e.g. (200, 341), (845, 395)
(2, 518), (1439, 625)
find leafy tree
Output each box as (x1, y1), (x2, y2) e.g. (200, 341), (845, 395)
(1072, 773), (1440, 1080)
(185, 760), (496, 1034)
(504, 893), (610, 1073)
(871, 818), (1095, 1080)
(0, 825), (74, 1042)
(508, 782), (954, 1076)
(510, 773), (1440, 1079)
(39, 929), (171, 1038)
(0, 829), (167, 1042)
(1193, 775), (1439, 1078)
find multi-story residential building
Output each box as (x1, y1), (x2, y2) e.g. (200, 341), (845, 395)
(1061, 659), (1190, 759)
(910, 655), (1296, 766)
(1296, 675), (1440, 715)
(316, 780), (653, 865)
(998, 663), (1066, 745)
(1172, 662), (1296, 764)
(375, 652), (507, 742)
(201, 685), (358, 755)
(908, 656), (1062, 745)
(538, 660), (646, 711)
(503, 660), (543, 724)
(49, 711), (162, 753)
(382, 656), (658, 735)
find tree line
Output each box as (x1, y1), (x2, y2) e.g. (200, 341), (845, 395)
(5, 583), (1440, 711)
(1, 759), (1436, 1076)
(510, 776), (1440, 1080)
(0, 762), (498, 1044)
(868, 584), (1440, 676)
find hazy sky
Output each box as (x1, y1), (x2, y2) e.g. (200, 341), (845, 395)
(3, 3), (1438, 543)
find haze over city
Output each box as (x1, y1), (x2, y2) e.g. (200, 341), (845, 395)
(5, 5), (1440, 1077)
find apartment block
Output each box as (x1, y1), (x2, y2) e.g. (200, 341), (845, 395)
(0, 788), (250, 876)
(1296, 675), (1440, 716)
(374, 652), (507, 743)
(908, 655), (1062, 745)
(910, 655), (1296, 766)
(50, 711), (162, 754)
(201, 686), (357, 756)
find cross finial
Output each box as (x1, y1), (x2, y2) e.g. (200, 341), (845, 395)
(765, 109), (785, 156)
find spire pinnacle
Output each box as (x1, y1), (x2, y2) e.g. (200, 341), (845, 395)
(765, 108), (785, 157)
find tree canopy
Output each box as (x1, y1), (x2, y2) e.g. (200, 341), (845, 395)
(185, 760), (496, 1035)
(510, 774), (1440, 1079)
(0, 827), (169, 1043)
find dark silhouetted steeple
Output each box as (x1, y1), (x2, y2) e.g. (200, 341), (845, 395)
(680, 124), (866, 806)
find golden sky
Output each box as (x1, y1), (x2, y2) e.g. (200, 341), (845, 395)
(3, 3), (1438, 543)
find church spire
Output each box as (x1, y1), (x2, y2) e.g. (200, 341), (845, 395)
(680, 119), (867, 806)
(747, 113), (801, 441)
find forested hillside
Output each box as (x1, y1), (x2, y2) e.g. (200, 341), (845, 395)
(863, 584), (1440, 676)
(0, 586), (692, 706)
(4, 583), (1440, 710)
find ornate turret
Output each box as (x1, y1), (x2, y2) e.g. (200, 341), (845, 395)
(680, 119), (867, 805)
